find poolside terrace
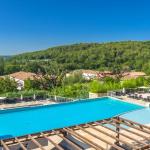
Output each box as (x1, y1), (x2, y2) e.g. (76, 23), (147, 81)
(0, 96), (74, 110)
(1, 117), (150, 150)
(108, 87), (150, 107)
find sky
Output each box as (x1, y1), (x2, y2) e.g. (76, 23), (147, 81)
(0, 0), (150, 55)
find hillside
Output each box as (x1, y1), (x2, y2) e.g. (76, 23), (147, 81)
(0, 56), (11, 59)
(4, 41), (150, 74)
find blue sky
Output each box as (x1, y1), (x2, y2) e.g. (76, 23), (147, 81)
(0, 0), (150, 55)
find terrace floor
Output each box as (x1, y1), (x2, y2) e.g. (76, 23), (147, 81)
(115, 95), (149, 107)
(0, 100), (56, 110)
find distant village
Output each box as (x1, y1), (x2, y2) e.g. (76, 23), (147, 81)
(0, 70), (146, 91)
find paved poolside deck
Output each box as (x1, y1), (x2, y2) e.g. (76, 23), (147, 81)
(115, 95), (150, 107)
(0, 95), (147, 110)
(0, 100), (56, 110)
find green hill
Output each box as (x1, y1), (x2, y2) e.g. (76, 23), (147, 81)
(4, 41), (150, 74)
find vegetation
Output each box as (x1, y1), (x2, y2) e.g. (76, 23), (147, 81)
(89, 80), (121, 93)
(24, 73), (65, 90)
(0, 77), (17, 94)
(90, 80), (108, 93)
(1, 41), (150, 98)
(122, 77), (149, 88)
(1, 76), (150, 99)
(62, 72), (86, 85)
(122, 79), (137, 89)
(51, 83), (89, 98)
(0, 90), (48, 99)
(0, 57), (4, 75)
(89, 77), (149, 94)
(2, 41), (150, 75)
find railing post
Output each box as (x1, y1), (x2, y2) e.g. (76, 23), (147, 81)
(21, 94), (23, 101)
(33, 94), (36, 100)
(54, 95), (57, 101)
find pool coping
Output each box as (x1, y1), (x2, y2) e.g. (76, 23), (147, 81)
(0, 95), (145, 110)
(107, 96), (146, 107)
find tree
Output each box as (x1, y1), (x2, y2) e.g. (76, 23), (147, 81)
(5, 41), (150, 74)
(24, 62), (45, 74)
(0, 57), (4, 75)
(0, 77), (17, 94)
(24, 72), (65, 91)
(24, 79), (33, 90)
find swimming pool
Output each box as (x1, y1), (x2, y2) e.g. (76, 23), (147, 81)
(0, 97), (144, 139)
(122, 107), (150, 124)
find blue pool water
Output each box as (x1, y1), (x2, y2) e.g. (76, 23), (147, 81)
(0, 97), (144, 139)
(122, 108), (150, 124)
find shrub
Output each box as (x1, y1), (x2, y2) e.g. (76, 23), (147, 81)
(0, 77), (17, 94)
(122, 79), (137, 88)
(90, 80), (107, 93)
(135, 77), (145, 87)
(103, 77), (116, 83)
(90, 80), (122, 93)
(51, 83), (89, 98)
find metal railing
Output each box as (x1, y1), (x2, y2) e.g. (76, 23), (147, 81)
(48, 95), (74, 103)
(0, 95), (75, 105)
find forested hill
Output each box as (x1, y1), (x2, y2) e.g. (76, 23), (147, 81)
(4, 41), (150, 74)
(1, 56), (11, 59)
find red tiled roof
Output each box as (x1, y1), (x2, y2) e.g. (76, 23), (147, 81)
(9, 71), (37, 81)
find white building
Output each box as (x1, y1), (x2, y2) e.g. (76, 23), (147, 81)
(66, 69), (112, 80)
